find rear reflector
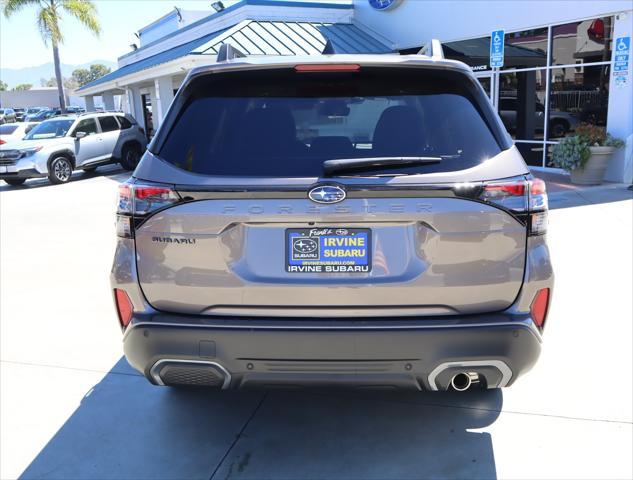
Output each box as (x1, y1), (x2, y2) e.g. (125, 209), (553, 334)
(530, 288), (550, 329)
(294, 64), (361, 73)
(114, 289), (133, 328)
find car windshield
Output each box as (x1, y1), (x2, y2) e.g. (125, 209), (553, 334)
(24, 119), (74, 139)
(158, 67), (505, 177)
(27, 108), (43, 114)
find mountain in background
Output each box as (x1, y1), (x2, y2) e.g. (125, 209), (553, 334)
(0, 60), (117, 89)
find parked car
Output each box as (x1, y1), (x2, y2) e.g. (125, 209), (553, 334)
(0, 122), (39, 145)
(0, 112), (147, 186)
(66, 106), (86, 114)
(499, 97), (579, 138)
(111, 52), (553, 391)
(24, 108), (60, 122)
(24, 106), (47, 117)
(0, 108), (17, 124)
(13, 108), (25, 122)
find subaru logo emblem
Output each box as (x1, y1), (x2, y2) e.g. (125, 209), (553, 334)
(308, 185), (346, 204)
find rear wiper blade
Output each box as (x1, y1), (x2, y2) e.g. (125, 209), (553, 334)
(323, 156), (442, 176)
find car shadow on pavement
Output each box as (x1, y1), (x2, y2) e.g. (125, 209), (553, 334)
(0, 165), (131, 192)
(20, 357), (501, 480)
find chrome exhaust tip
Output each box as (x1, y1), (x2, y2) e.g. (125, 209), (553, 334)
(450, 372), (480, 391)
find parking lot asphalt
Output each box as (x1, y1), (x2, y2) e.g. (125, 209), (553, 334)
(1, 169), (632, 480)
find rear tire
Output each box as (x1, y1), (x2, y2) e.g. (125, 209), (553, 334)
(4, 178), (26, 186)
(48, 156), (73, 184)
(549, 120), (569, 138)
(119, 144), (141, 171)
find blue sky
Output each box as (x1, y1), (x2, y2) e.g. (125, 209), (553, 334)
(0, 0), (347, 69)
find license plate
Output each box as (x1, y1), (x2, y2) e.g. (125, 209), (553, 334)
(0, 167), (7, 173)
(286, 228), (372, 273)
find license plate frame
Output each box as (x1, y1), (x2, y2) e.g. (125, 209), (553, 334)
(286, 227), (372, 273)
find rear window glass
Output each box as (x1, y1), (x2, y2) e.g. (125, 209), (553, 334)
(117, 116), (133, 129)
(0, 125), (18, 135)
(99, 116), (120, 132)
(158, 68), (505, 177)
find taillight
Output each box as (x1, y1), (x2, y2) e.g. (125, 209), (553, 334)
(116, 182), (180, 238)
(530, 288), (550, 329)
(294, 64), (361, 73)
(479, 178), (548, 236)
(0, 139), (5, 145)
(114, 288), (133, 328)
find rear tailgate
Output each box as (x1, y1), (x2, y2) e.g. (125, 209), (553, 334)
(133, 62), (529, 317)
(135, 188), (526, 316)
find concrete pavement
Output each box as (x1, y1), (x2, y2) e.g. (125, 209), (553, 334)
(1, 169), (632, 479)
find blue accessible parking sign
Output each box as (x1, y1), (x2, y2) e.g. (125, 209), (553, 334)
(490, 30), (505, 68)
(613, 37), (630, 73)
(613, 36), (630, 88)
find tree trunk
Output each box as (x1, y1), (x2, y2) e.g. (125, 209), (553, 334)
(52, 41), (66, 113)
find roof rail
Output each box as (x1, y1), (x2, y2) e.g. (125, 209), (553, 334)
(216, 43), (246, 62)
(418, 39), (444, 60)
(77, 110), (123, 116)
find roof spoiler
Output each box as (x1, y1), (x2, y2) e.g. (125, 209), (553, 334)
(216, 43), (246, 62)
(417, 39), (444, 60)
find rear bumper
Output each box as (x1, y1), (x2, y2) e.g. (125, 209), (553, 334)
(122, 313), (542, 391)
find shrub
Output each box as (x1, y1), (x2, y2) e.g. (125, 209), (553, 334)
(551, 124), (624, 172)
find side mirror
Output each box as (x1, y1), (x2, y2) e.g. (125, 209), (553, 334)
(75, 131), (87, 139)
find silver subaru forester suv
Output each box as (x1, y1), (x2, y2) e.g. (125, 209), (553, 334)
(0, 112), (147, 186)
(112, 49), (553, 392)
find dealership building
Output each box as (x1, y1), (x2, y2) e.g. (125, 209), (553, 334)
(77, 0), (633, 182)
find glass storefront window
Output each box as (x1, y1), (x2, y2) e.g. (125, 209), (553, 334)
(498, 69), (547, 140)
(548, 64), (610, 140)
(552, 17), (614, 66)
(503, 28), (548, 70)
(516, 142), (544, 167)
(477, 76), (492, 99)
(443, 37), (491, 72)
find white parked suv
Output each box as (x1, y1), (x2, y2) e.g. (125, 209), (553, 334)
(0, 112), (147, 186)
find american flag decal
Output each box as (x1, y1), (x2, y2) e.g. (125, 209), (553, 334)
(372, 236), (390, 275)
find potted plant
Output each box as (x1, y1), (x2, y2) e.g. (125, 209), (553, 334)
(551, 124), (625, 185)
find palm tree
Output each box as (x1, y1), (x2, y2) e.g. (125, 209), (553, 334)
(3, 0), (101, 113)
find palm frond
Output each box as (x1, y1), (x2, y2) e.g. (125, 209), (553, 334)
(2, 0), (42, 18)
(37, 5), (62, 45)
(60, 0), (100, 36)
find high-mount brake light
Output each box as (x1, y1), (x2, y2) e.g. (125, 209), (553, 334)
(116, 182), (180, 238)
(478, 178), (548, 236)
(294, 64), (361, 73)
